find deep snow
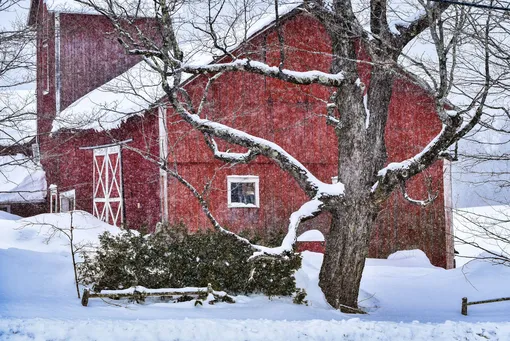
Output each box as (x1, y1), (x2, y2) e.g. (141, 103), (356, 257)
(1, 211), (510, 340)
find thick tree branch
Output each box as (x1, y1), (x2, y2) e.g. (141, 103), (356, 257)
(168, 94), (344, 198)
(177, 59), (345, 87)
(252, 198), (324, 257)
(393, 2), (450, 48)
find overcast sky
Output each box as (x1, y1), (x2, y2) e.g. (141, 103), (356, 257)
(0, 0), (31, 29)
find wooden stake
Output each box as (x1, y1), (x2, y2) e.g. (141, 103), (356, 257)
(461, 297), (468, 315)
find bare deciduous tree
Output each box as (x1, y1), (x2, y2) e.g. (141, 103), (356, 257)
(0, 0), (36, 156)
(75, 0), (504, 312)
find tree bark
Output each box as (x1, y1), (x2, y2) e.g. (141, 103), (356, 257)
(319, 200), (377, 313)
(319, 44), (396, 311)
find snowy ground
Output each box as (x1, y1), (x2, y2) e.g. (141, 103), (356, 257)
(1, 210), (510, 340)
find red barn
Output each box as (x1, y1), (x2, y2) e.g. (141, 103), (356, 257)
(28, 0), (454, 268)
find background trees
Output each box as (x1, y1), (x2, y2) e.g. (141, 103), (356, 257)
(74, 0), (508, 312)
(0, 0), (36, 154)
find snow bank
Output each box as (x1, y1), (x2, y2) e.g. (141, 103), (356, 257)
(0, 154), (46, 203)
(1, 318), (509, 341)
(0, 210), (20, 220)
(297, 229), (324, 242)
(365, 249), (437, 269)
(0, 210), (119, 253)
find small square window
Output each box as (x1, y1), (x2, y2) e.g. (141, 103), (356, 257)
(227, 175), (259, 208)
(59, 189), (76, 213)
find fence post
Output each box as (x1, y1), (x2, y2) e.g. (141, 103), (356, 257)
(81, 289), (90, 307)
(461, 297), (468, 315)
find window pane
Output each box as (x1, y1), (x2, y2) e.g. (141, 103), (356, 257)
(230, 182), (256, 205)
(61, 198), (70, 212)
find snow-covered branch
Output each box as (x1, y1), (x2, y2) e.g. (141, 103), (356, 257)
(251, 198), (324, 257)
(170, 94), (345, 199)
(393, 2), (450, 48)
(400, 181), (438, 207)
(204, 135), (259, 164)
(178, 59), (345, 87)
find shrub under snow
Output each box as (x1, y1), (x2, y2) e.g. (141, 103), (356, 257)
(79, 224), (301, 297)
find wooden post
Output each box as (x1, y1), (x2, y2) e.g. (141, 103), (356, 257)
(461, 297), (468, 315)
(81, 289), (90, 307)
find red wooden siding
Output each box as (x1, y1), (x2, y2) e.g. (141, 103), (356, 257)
(58, 13), (147, 111)
(163, 13), (452, 268)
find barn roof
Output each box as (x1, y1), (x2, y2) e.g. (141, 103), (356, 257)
(28, 0), (156, 25)
(0, 154), (47, 204)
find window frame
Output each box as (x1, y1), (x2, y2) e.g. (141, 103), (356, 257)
(59, 189), (76, 213)
(227, 175), (260, 208)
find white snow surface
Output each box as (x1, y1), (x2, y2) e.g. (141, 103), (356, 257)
(0, 210), (21, 220)
(297, 229), (325, 242)
(43, 0), (156, 15)
(0, 154), (46, 203)
(2, 211), (510, 339)
(0, 210), (120, 253)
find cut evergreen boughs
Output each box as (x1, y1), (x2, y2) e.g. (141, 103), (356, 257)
(79, 224), (301, 297)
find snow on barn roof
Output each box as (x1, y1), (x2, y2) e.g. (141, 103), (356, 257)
(43, 0), (154, 15)
(0, 154), (47, 204)
(51, 2), (302, 132)
(0, 90), (37, 147)
(51, 61), (166, 131)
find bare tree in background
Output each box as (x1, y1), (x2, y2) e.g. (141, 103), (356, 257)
(445, 6), (510, 266)
(0, 0), (34, 88)
(75, 0), (505, 312)
(0, 0), (36, 152)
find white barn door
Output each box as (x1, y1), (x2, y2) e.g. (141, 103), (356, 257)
(93, 146), (124, 226)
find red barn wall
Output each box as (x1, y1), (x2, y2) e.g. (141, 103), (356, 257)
(163, 13), (452, 268)
(42, 112), (161, 229)
(34, 3), (161, 229)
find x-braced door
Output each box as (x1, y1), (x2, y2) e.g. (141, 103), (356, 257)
(93, 145), (124, 226)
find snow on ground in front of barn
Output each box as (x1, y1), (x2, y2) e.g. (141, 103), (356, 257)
(0, 210), (120, 253)
(1, 212), (510, 339)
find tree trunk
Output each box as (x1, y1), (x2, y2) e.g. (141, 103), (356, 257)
(319, 200), (378, 313)
(318, 38), (395, 310)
